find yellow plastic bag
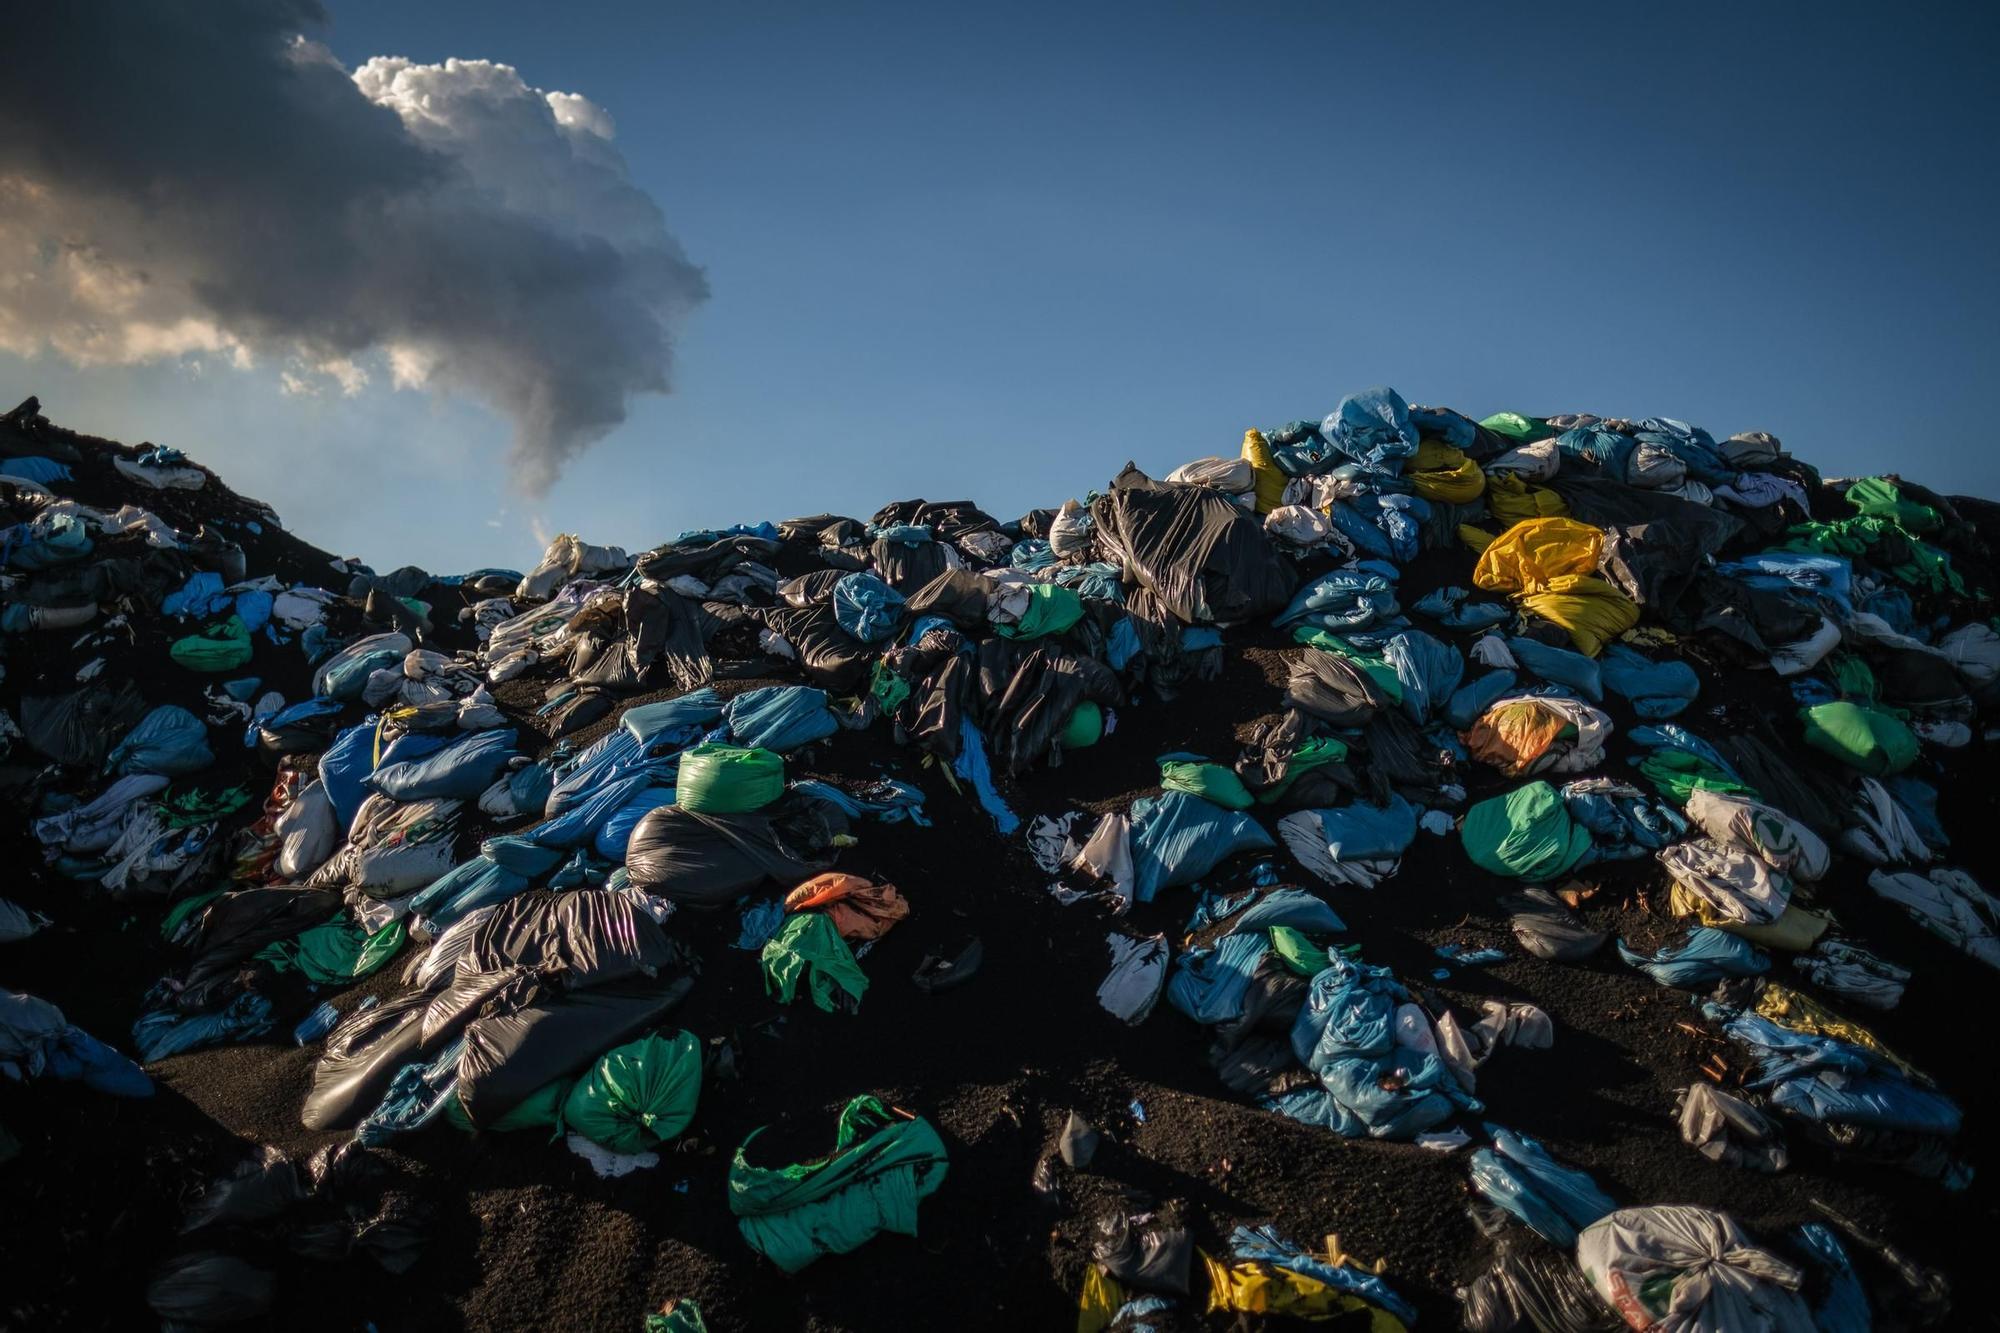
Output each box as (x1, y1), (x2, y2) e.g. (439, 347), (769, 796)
(1669, 883), (1830, 952)
(1077, 1267), (1124, 1333)
(1485, 470), (1568, 524)
(1474, 518), (1636, 656)
(1756, 982), (1922, 1079)
(1201, 1253), (1406, 1330)
(1240, 428), (1288, 514)
(1409, 440), (1486, 504)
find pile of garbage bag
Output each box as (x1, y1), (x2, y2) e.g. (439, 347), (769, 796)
(1, 386), (1988, 1328)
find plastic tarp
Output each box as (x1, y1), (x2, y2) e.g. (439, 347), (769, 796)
(729, 1095), (948, 1272)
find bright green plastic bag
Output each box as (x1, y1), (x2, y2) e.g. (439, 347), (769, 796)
(562, 1030), (702, 1154)
(1158, 754), (1254, 810)
(170, 615), (252, 672)
(761, 912), (867, 1011)
(1800, 701), (1918, 776)
(1461, 781), (1592, 881)
(729, 1094), (948, 1272)
(675, 743), (783, 813)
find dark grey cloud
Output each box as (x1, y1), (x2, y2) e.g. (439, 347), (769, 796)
(0, 0), (707, 492)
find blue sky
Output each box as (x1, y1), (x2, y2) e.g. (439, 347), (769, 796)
(7, 2), (1995, 572)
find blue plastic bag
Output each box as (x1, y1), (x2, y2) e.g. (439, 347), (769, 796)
(723, 685), (838, 753)
(107, 705), (214, 777)
(831, 572), (906, 645)
(1127, 791), (1275, 904)
(1618, 928), (1769, 988)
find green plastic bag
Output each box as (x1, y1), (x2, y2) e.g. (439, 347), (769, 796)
(1461, 781), (1592, 881)
(675, 743), (783, 813)
(994, 583), (1084, 640)
(729, 1094), (948, 1273)
(1059, 700), (1103, 749)
(1256, 737), (1348, 805)
(1268, 925), (1328, 976)
(1800, 701), (1918, 776)
(562, 1030), (702, 1154)
(644, 1300), (708, 1333)
(160, 889), (224, 941)
(1479, 411), (1553, 443)
(1844, 476), (1940, 534)
(1635, 749), (1759, 805)
(442, 1077), (570, 1134)
(1290, 628), (1405, 702)
(170, 615), (252, 672)
(1158, 754), (1254, 810)
(256, 916), (405, 983)
(761, 913), (868, 1011)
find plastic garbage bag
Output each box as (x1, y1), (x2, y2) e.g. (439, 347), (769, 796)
(722, 685), (837, 753)
(1506, 887), (1608, 961)
(107, 705), (214, 777)
(1866, 867), (2000, 969)
(1462, 782), (1592, 881)
(729, 1095), (948, 1272)
(831, 572), (905, 644)
(1321, 385), (1420, 470)
(1474, 519), (1637, 656)
(1677, 1084), (1787, 1172)
(1156, 754), (1254, 810)
(1125, 791), (1273, 904)
(675, 743), (784, 813)
(1459, 1228), (1615, 1333)
(1098, 933), (1168, 1023)
(1617, 929), (1768, 988)
(1470, 1130), (1616, 1249)
(1799, 701), (1917, 776)
(562, 1030), (702, 1154)
(170, 615), (253, 673)
(147, 1253), (275, 1326)
(761, 912), (867, 1011)
(1575, 1205), (1812, 1333)
(1598, 644), (1699, 719)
